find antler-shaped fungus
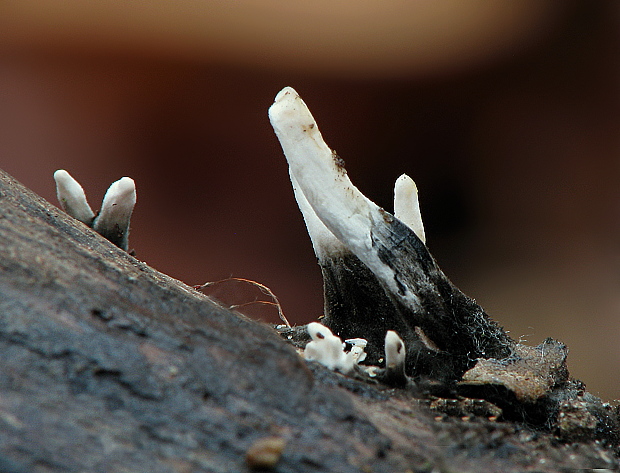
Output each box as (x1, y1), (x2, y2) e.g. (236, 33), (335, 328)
(269, 86), (512, 383)
(269, 88), (620, 440)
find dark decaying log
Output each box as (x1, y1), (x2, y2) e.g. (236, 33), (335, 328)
(0, 168), (619, 472)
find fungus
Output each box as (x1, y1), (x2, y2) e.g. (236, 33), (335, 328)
(303, 322), (366, 374)
(382, 330), (407, 387)
(345, 338), (368, 364)
(269, 86), (512, 382)
(54, 170), (136, 251)
(393, 173), (425, 243)
(268, 88), (619, 436)
(53, 170), (96, 225)
(92, 177), (136, 251)
(270, 86), (423, 311)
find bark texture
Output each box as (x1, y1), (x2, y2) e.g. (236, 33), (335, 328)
(0, 169), (617, 472)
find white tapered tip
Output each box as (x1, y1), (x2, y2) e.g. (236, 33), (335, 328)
(269, 86), (374, 253)
(307, 322), (335, 341)
(394, 174), (425, 243)
(99, 177), (136, 218)
(269, 87), (327, 153)
(93, 177), (136, 250)
(107, 177), (135, 201)
(53, 169), (95, 224)
(274, 86), (297, 103)
(385, 330), (406, 370)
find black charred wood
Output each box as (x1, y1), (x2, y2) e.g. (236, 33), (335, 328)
(322, 216), (513, 382)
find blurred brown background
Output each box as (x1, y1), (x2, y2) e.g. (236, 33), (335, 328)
(1, 1), (619, 400)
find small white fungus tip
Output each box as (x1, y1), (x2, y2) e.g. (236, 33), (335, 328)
(385, 330), (406, 369)
(99, 177), (136, 212)
(92, 177), (137, 250)
(53, 169), (95, 224)
(394, 174), (425, 244)
(304, 322), (366, 374)
(53, 169), (70, 182)
(307, 322), (335, 342)
(274, 86), (298, 103)
(345, 338), (368, 349)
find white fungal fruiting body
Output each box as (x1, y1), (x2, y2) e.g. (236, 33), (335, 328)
(384, 330), (408, 386)
(304, 322), (366, 374)
(394, 174), (425, 243)
(269, 87), (421, 310)
(345, 337), (368, 363)
(93, 177), (136, 235)
(385, 330), (406, 371)
(53, 170), (95, 224)
(270, 88), (372, 249)
(54, 171), (137, 250)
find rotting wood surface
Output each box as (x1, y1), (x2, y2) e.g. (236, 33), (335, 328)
(0, 169), (617, 472)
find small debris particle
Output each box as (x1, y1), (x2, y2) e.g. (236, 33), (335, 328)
(378, 208), (394, 224)
(555, 400), (598, 441)
(91, 308), (112, 321)
(245, 436), (286, 470)
(332, 150), (346, 169)
(429, 397), (502, 419)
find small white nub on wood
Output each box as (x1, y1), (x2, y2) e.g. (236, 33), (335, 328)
(304, 322), (366, 374)
(304, 322), (347, 372)
(345, 338), (368, 363)
(385, 330), (406, 371)
(53, 170), (95, 224)
(394, 174), (426, 244)
(345, 338), (368, 349)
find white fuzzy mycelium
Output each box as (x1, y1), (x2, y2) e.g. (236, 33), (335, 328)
(304, 322), (366, 374)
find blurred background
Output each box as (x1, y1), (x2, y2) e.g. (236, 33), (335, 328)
(1, 1), (619, 400)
